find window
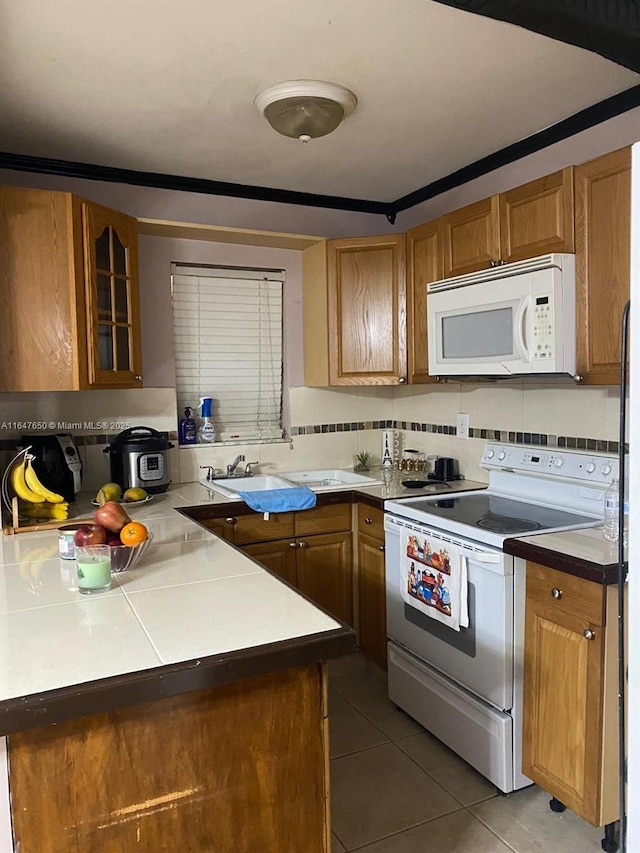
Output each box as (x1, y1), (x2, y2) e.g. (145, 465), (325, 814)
(171, 264), (285, 442)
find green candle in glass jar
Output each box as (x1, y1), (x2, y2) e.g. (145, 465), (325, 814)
(75, 546), (112, 594)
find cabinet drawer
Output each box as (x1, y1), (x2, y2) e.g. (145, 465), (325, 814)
(294, 503), (351, 537)
(234, 513), (295, 545)
(526, 562), (605, 626)
(357, 503), (384, 540)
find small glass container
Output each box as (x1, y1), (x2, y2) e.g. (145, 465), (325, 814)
(75, 545), (112, 594)
(58, 524), (85, 560)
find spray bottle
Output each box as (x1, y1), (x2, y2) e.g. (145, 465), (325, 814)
(198, 397), (216, 443)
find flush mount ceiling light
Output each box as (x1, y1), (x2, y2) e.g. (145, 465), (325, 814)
(254, 80), (357, 144)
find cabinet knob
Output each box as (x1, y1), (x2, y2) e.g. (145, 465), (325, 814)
(397, 377), (406, 384)
(135, 375), (142, 380)
(379, 545), (385, 552)
(289, 542), (297, 548)
(225, 517), (236, 524)
(364, 517), (373, 525)
(551, 588), (563, 600)
(583, 628), (596, 641)
(298, 541), (308, 549)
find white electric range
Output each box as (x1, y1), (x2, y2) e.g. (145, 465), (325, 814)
(384, 443), (617, 793)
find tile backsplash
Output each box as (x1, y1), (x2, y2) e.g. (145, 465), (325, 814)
(0, 381), (622, 491)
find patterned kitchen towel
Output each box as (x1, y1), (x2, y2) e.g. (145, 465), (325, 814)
(401, 530), (469, 631)
(237, 486), (317, 514)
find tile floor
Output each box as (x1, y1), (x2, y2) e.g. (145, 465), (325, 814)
(328, 654), (607, 853)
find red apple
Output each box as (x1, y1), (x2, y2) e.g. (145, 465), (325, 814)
(73, 524), (108, 547)
(93, 501), (132, 533)
(106, 533), (123, 547)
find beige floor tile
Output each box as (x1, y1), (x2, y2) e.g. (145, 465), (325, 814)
(331, 742), (461, 849)
(471, 785), (605, 852)
(332, 833), (346, 852)
(330, 694), (389, 758)
(396, 732), (498, 806)
(331, 670), (423, 740)
(353, 809), (513, 852)
(329, 651), (368, 679)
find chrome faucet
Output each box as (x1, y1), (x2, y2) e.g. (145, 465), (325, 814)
(226, 454), (245, 476)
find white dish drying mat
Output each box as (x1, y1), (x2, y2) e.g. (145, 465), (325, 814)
(401, 530), (469, 631)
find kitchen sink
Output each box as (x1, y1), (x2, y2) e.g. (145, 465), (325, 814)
(201, 468), (382, 499)
(203, 474), (296, 498)
(280, 469), (383, 491)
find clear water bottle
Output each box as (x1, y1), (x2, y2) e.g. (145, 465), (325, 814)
(603, 478), (620, 542)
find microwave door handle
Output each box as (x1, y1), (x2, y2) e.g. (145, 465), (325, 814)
(514, 298), (531, 362)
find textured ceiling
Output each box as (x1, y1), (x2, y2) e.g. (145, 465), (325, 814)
(0, 0), (638, 202)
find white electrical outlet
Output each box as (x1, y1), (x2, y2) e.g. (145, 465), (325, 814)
(456, 412), (470, 440)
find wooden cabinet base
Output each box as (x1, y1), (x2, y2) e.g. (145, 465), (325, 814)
(8, 665), (330, 853)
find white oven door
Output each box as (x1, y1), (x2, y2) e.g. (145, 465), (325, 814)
(385, 515), (513, 711)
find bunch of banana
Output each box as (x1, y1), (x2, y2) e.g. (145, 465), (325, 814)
(19, 500), (69, 520)
(10, 456), (64, 504)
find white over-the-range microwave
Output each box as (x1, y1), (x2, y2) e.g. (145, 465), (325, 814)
(427, 253), (576, 377)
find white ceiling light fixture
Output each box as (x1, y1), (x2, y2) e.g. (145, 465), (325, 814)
(254, 80), (357, 144)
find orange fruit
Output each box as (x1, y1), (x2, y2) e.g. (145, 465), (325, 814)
(119, 521), (149, 547)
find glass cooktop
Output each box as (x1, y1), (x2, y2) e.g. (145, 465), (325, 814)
(404, 493), (597, 535)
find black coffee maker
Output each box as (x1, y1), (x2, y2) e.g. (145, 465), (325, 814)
(19, 433), (82, 502)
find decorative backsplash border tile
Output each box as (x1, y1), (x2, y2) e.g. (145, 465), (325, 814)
(291, 420), (623, 455)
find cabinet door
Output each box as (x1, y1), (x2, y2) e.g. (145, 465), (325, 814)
(357, 531), (387, 670)
(441, 196), (500, 278)
(296, 532), (353, 625)
(83, 202), (142, 388)
(294, 502), (351, 537)
(243, 540), (297, 586)
(406, 219), (442, 384)
(201, 517), (236, 543)
(574, 147), (631, 385)
(523, 565), (605, 824)
(499, 168), (574, 263)
(327, 235), (406, 385)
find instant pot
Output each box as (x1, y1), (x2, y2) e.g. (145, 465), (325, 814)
(104, 427), (173, 494)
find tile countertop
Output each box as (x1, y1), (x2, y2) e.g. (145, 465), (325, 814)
(0, 482), (356, 735)
(504, 526), (625, 584)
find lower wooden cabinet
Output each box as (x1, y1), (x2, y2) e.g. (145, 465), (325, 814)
(523, 562), (619, 827)
(357, 504), (387, 670)
(206, 503), (354, 626)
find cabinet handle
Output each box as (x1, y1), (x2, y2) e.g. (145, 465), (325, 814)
(298, 541), (308, 549)
(583, 628), (596, 641)
(135, 374), (142, 380)
(364, 517), (373, 525)
(397, 377), (406, 384)
(551, 588), (563, 600)
(289, 542), (297, 548)
(379, 545), (385, 552)
(225, 517), (236, 525)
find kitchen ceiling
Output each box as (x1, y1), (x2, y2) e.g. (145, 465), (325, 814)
(0, 0), (638, 208)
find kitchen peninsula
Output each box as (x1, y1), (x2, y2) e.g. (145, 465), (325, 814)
(0, 483), (356, 853)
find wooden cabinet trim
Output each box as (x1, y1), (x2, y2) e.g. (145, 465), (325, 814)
(406, 218), (442, 384)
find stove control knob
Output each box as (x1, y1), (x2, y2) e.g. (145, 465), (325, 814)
(554, 458), (564, 468)
(601, 464), (612, 476)
(585, 463), (596, 474)
(486, 449), (495, 459)
(497, 451), (506, 461)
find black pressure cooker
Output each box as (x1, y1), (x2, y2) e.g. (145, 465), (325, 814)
(104, 427), (174, 494)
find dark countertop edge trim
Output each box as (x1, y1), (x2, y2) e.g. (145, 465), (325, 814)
(503, 537), (621, 584)
(0, 627), (355, 736)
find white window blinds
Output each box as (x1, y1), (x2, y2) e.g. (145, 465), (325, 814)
(171, 265), (284, 442)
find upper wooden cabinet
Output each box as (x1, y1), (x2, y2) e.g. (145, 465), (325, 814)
(441, 195), (501, 278)
(441, 168), (574, 277)
(304, 235), (406, 386)
(574, 147), (631, 385)
(406, 219), (442, 384)
(0, 187), (142, 391)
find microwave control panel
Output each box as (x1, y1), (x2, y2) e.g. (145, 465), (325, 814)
(531, 295), (554, 361)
